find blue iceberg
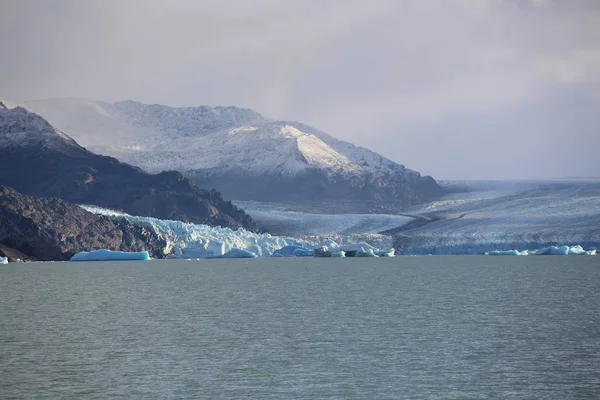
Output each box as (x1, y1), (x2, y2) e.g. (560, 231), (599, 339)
(0, 256), (8, 264)
(356, 248), (378, 257)
(376, 248), (396, 257)
(486, 245), (597, 256)
(70, 249), (150, 262)
(272, 245), (314, 257)
(219, 248), (258, 258)
(486, 250), (524, 256)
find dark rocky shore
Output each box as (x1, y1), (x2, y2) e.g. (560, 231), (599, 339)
(0, 186), (169, 261)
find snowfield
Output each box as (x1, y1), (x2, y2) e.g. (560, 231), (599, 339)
(394, 180), (600, 254)
(20, 98), (425, 180)
(234, 201), (414, 235)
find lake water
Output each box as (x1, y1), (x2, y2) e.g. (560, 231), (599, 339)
(1, 257), (599, 399)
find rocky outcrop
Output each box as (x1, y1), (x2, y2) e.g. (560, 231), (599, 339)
(0, 186), (169, 261)
(0, 105), (257, 231)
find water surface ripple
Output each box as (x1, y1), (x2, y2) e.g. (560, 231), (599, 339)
(1, 257), (599, 399)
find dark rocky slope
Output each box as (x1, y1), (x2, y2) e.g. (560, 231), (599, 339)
(0, 186), (169, 261)
(190, 168), (442, 211)
(0, 102), (257, 231)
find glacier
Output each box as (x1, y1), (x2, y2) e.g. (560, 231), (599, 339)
(79, 205), (395, 258)
(393, 180), (600, 255)
(79, 179), (600, 257)
(70, 249), (150, 262)
(234, 201), (413, 235)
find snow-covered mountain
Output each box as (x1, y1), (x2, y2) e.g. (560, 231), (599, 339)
(0, 101), (257, 230)
(21, 98), (443, 209)
(0, 101), (80, 153)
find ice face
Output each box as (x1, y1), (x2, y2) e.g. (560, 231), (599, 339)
(80, 205), (318, 257)
(79, 205), (396, 258)
(70, 249), (150, 261)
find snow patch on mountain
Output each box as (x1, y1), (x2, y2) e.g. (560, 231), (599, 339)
(124, 122), (362, 176)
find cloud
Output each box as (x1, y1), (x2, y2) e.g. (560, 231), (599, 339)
(0, 0), (599, 179)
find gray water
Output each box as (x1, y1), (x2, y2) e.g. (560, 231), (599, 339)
(1, 257), (599, 399)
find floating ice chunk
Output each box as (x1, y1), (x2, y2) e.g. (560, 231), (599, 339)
(356, 248), (378, 257)
(486, 245), (597, 256)
(70, 249), (150, 261)
(567, 245), (586, 255)
(331, 250), (346, 258)
(219, 248), (258, 258)
(486, 250), (523, 256)
(0, 256), (8, 264)
(535, 246), (570, 256)
(376, 248), (395, 257)
(272, 245), (313, 257)
(169, 247), (215, 259)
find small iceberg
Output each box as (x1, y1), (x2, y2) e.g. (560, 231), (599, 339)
(272, 245), (314, 258)
(218, 248), (258, 258)
(0, 256), (8, 264)
(485, 245), (597, 256)
(356, 248), (379, 257)
(331, 250), (346, 258)
(169, 247), (215, 259)
(70, 249), (150, 262)
(376, 248), (396, 257)
(486, 250), (524, 256)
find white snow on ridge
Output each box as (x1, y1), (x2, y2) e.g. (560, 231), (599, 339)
(0, 104), (80, 151)
(124, 123), (362, 176)
(20, 98), (423, 180)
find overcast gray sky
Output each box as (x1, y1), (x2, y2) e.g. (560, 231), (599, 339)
(1, 0), (599, 179)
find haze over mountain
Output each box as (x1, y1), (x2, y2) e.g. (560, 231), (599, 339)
(2, 0), (600, 180)
(22, 98), (443, 210)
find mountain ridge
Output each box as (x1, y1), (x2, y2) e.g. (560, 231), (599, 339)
(0, 103), (257, 230)
(18, 98), (444, 210)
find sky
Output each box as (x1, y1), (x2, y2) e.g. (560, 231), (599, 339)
(1, 0), (599, 180)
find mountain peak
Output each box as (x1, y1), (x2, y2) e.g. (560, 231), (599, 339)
(0, 105), (83, 152)
(0, 108), (258, 230)
(21, 98), (444, 209)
